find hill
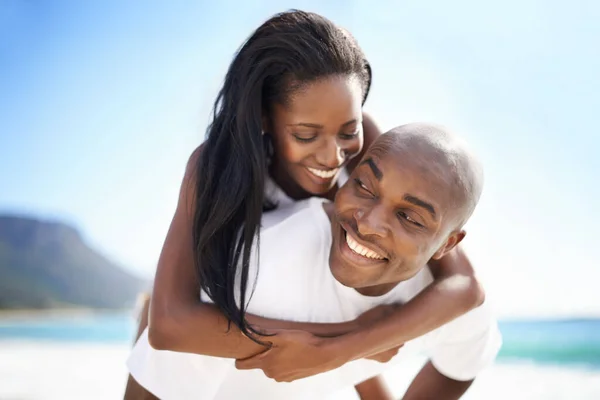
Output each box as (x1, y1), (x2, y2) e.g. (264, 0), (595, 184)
(0, 215), (149, 309)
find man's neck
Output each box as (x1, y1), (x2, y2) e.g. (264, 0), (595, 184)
(355, 282), (400, 297)
(323, 201), (335, 221)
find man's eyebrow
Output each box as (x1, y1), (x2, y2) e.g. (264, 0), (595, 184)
(404, 194), (437, 219)
(359, 157), (382, 180)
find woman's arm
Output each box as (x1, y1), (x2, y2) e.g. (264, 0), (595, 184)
(148, 147), (358, 359)
(235, 246), (485, 382)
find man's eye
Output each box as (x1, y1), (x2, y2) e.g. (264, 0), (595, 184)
(398, 211), (424, 227)
(354, 178), (371, 194)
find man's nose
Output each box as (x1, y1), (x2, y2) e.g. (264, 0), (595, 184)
(355, 206), (388, 238)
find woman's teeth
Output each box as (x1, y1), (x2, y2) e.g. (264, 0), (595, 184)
(307, 167), (339, 179)
(345, 232), (385, 260)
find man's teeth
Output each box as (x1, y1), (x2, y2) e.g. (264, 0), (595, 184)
(307, 167), (338, 179)
(345, 232), (385, 260)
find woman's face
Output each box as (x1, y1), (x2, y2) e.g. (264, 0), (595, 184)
(268, 75), (364, 198)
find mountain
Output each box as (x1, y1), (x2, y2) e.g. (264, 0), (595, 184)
(0, 214), (150, 309)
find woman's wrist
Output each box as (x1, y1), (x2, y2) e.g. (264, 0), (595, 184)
(322, 327), (371, 365)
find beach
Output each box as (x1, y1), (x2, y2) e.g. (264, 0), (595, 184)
(1, 314), (599, 399)
(1, 341), (600, 400)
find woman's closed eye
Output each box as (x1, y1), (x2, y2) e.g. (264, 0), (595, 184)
(292, 133), (318, 143)
(339, 131), (360, 140)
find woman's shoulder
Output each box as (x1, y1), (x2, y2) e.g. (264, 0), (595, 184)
(177, 143), (206, 215)
(185, 143), (205, 172)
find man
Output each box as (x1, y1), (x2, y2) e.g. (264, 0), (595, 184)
(128, 123), (501, 399)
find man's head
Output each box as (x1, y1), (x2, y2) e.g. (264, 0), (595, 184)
(329, 123), (484, 296)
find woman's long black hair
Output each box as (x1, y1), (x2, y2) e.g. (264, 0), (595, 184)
(193, 10), (372, 340)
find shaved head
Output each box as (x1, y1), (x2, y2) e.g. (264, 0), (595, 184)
(371, 123), (484, 229)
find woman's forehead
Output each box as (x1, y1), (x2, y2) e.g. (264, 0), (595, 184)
(283, 76), (363, 115)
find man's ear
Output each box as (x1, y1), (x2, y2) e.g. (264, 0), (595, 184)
(431, 230), (466, 260)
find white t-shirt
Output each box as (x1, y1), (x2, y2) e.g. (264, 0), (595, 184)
(128, 196), (501, 400)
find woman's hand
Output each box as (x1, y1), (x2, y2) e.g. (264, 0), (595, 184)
(234, 304), (405, 382)
(235, 329), (346, 382)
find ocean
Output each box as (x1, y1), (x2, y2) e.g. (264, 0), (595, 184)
(0, 313), (599, 399)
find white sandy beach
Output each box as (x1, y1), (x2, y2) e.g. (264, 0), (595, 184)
(0, 341), (599, 400)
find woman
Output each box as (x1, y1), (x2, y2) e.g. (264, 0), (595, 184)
(125, 10), (483, 400)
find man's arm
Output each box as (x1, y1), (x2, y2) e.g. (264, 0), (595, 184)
(402, 362), (473, 400)
(354, 375), (395, 400)
(403, 299), (502, 399)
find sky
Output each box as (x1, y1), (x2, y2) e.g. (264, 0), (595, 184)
(1, 0), (598, 319)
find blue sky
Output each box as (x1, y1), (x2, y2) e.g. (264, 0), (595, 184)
(1, 0), (598, 318)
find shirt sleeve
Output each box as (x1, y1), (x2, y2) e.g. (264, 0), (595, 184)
(428, 300), (503, 381)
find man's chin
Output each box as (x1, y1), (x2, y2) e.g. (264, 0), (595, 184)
(329, 258), (362, 289)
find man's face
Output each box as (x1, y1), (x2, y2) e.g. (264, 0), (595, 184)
(329, 145), (463, 296)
